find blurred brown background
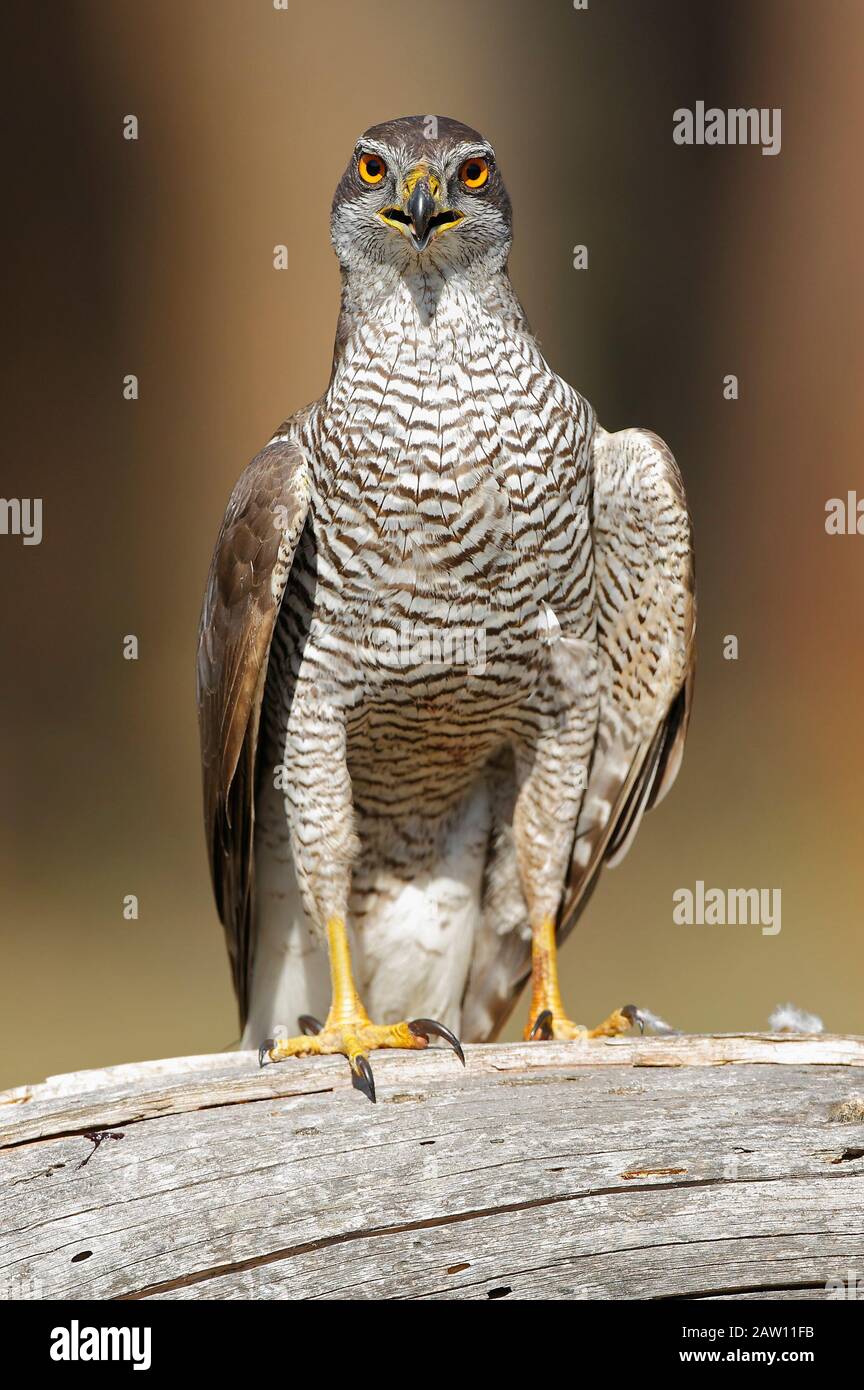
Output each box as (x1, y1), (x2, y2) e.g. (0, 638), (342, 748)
(2, 0), (862, 1091)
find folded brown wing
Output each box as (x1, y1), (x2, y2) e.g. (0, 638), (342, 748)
(196, 419), (312, 1023)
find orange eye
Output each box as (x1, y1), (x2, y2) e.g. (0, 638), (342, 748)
(459, 156), (489, 189)
(358, 151), (387, 185)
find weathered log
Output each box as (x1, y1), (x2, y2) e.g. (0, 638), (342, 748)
(1, 1036), (863, 1301)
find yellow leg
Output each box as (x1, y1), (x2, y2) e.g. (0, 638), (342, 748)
(524, 917), (640, 1041)
(259, 917), (464, 1101)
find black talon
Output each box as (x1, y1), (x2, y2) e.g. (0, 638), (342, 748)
(298, 1015), (324, 1036)
(622, 1004), (644, 1034)
(351, 1055), (376, 1104)
(258, 1038), (275, 1068)
(530, 1009), (554, 1041)
(409, 1018), (466, 1066)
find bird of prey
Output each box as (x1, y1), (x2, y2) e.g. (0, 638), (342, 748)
(197, 116), (695, 1101)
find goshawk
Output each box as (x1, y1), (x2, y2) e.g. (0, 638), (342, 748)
(197, 116), (695, 1100)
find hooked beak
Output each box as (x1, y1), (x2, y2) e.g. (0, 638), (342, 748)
(406, 180), (437, 250)
(378, 167), (464, 252)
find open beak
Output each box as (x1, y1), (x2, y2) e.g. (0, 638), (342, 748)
(378, 166), (464, 252)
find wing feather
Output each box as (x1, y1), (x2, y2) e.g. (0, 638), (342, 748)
(558, 425), (695, 937)
(196, 414), (312, 1023)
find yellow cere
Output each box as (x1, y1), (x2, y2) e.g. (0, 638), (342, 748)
(402, 164), (441, 200)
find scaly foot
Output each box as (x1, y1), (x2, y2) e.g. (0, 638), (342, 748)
(524, 916), (644, 1042)
(259, 1011), (464, 1103)
(526, 1003), (643, 1041)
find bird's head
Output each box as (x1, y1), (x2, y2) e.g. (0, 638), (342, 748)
(330, 116), (512, 275)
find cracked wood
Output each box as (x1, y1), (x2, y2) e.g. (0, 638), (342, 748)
(1, 1036), (863, 1300)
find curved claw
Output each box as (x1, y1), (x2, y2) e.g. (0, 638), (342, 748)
(258, 1038), (275, 1068)
(621, 1004), (644, 1034)
(298, 1015), (324, 1036)
(351, 1054), (376, 1104)
(529, 1009), (554, 1041)
(409, 1018), (466, 1066)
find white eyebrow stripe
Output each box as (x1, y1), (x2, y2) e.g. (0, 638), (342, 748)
(354, 138), (392, 159)
(449, 143), (495, 163)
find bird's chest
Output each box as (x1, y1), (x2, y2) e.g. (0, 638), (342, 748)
(313, 329), (591, 618)
(301, 312), (595, 733)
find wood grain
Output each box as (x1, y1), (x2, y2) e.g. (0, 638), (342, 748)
(1, 1037), (863, 1301)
